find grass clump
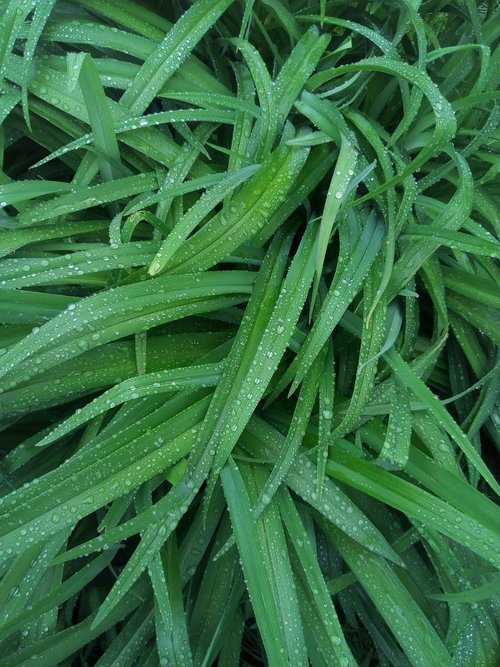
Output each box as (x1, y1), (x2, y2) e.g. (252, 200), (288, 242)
(0, 1), (499, 665)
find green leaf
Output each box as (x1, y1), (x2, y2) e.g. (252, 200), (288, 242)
(386, 349), (500, 496)
(325, 521), (454, 667)
(221, 459), (307, 667)
(148, 165), (259, 275)
(120, 0), (236, 114)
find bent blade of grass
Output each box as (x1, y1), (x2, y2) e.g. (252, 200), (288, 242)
(295, 90), (350, 145)
(164, 141), (310, 273)
(36, 362), (224, 447)
(121, 0), (235, 115)
(299, 15), (400, 58)
(310, 57), (457, 204)
(121, 209), (168, 241)
(26, 18), (154, 68)
(148, 164), (259, 275)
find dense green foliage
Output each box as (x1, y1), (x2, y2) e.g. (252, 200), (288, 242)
(0, 0), (499, 665)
